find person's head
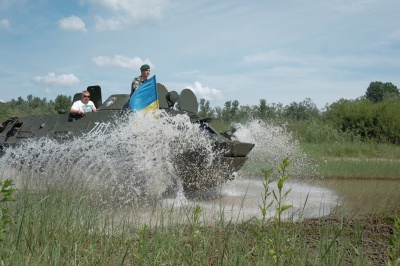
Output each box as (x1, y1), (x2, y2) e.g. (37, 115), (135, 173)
(81, 90), (90, 104)
(140, 64), (150, 79)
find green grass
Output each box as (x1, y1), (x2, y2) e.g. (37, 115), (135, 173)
(302, 142), (400, 159)
(316, 158), (400, 179)
(300, 142), (400, 179)
(1, 174), (398, 265)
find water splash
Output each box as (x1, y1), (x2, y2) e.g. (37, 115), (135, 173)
(0, 111), (227, 205)
(0, 115), (334, 219)
(233, 119), (313, 177)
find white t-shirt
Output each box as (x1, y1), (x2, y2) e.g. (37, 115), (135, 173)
(71, 100), (96, 113)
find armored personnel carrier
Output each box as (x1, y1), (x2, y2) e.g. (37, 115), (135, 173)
(0, 84), (254, 192)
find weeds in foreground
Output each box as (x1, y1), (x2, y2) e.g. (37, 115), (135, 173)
(255, 158), (293, 265)
(0, 179), (15, 241)
(185, 204), (202, 265)
(1, 163), (399, 264)
(387, 216), (400, 266)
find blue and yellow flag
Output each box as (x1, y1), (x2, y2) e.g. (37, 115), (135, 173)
(129, 75), (159, 112)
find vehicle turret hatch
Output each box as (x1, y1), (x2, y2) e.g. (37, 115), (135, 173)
(177, 89), (198, 114)
(157, 84), (169, 109)
(87, 85), (102, 108)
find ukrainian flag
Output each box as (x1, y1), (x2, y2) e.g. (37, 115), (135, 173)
(129, 75), (159, 112)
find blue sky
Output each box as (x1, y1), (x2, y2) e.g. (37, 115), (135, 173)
(1, 0), (399, 109)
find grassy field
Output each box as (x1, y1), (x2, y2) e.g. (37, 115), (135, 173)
(302, 142), (400, 179)
(302, 142), (400, 160)
(1, 142), (400, 265)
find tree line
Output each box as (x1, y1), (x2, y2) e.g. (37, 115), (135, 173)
(197, 81), (400, 145)
(1, 81), (399, 144)
(0, 95), (72, 122)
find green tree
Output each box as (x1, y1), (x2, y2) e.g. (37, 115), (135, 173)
(258, 99), (268, 119)
(373, 100), (400, 144)
(283, 98), (320, 121)
(323, 97), (400, 143)
(254, 99), (283, 120)
(365, 81), (399, 103)
(0, 94), (72, 121)
(214, 106), (222, 119)
(53, 94), (72, 111)
(221, 100), (239, 122)
(323, 98), (374, 139)
(198, 98), (214, 119)
(27, 95), (48, 110)
(236, 105), (254, 123)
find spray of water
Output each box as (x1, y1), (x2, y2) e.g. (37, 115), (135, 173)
(0, 111), (230, 205)
(0, 114), (338, 221)
(233, 119), (313, 178)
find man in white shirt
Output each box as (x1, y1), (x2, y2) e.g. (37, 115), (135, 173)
(70, 90), (97, 115)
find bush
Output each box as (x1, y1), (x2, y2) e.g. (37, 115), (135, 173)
(291, 120), (359, 143)
(323, 98), (400, 144)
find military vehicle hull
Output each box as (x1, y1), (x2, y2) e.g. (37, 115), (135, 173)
(0, 85), (254, 192)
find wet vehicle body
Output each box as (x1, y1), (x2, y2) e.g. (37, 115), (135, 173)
(0, 84), (254, 192)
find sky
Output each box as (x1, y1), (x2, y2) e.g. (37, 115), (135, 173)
(1, 0), (399, 109)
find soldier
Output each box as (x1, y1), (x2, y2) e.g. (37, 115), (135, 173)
(131, 64), (167, 96)
(131, 64), (151, 96)
(70, 90), (97, 115)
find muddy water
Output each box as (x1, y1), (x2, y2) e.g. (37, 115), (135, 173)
(132, 176), (340, 225)
(132, 177), (400, 225)
(317, 178), (400, 215)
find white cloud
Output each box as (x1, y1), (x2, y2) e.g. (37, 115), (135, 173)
(0, 19), (10, 30)
(58, 15), (87, 32)
(32, 72), (80, 87)
(89, 0), (167, 31)
(186, 82), (223, 102)
(92, 55), (152, 69)
(243, 51), (301, 64)
(94, 16), (121, 31)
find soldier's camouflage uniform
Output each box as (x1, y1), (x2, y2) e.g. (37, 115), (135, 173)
(131, 76), (147, 96)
